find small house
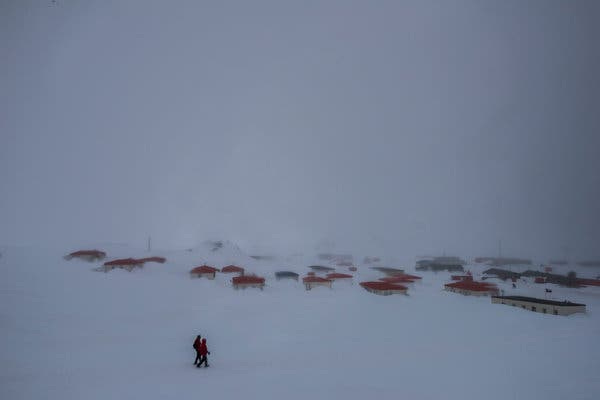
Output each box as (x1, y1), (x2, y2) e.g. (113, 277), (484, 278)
(349, 266), (358, 272)
(302, 276), (332, 290)
(232, 275), (265, 290)
(221, 265), (245, 275)
(360, 281), (407, 295)
(444, 281), (498, 296)
(190, 265), (220, 279)
(534, 277), (546, 284)
(492, 296), (586, 316)
(65, 250), (106, 262)
(275, 271), (299, 281)
(137, 257), (166, 264)
(308, 265), (335, 272)
(326, 273), (353, 281)
(102, 258), (144, 272)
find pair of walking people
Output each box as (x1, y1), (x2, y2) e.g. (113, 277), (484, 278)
(193, 335), (210, 368)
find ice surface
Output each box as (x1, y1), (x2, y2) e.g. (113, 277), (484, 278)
(1, 245), (599, 399)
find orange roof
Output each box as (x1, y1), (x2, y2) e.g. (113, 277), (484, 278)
(326, 273), (353, 279)
(303, 276), (332, 283)
(190, 265), (219, 274)
(232, 276), (264, 284)
(360, 281), (407, 291)
(222, 265), (245, 273)
(103, 258), (142, 266)
(379, 276), (415, 283)
(445, 281), (497, 292)
(400, 273), (421, 280)
(137, 257), (166, 264)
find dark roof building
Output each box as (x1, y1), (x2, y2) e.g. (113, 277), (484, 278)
(492, 296), (586, 316)
(275, 271), (299, 280)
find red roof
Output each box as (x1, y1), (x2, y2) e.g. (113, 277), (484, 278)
(103, 258), (142, 266)
(222, 265), (245, 273)
(400, 273), (421, 280)
(445, 281), (497, 292)
(137, 257), (166, 264)
(577, 279), (600, 287)
(379, 276), (415, 283)
(303, 276), (332, 283)
(70, 250), (106, 257)
(534, 277), (545, 283)
(232, 276), (264, 284)
(190, 265), (219, 274)
(360, 281), (407, 291)
(326, 273), (353, 279)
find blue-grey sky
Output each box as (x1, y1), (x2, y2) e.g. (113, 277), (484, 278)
(1, 0), (599, 260)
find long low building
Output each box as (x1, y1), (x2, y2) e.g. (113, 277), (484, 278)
(491, 296), (586, 316)
(444, 281), (498, 296)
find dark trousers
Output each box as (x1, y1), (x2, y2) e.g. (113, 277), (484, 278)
(194, 351), (201, 364)
(197, 355), (208, 367)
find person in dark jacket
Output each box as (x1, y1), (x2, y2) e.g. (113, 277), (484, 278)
(196, 338), (210, 368)
(193, 335), (202, 365)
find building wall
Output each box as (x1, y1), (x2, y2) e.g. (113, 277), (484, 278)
(363, 287), (407, 295)
(233, 283), (264, 290)
(491, 297), (586, 316)
(191, 272), (215, 279)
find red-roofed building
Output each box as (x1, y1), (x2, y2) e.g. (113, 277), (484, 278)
(326, 273), (353, 281)
(444, 281), (498, 296)
(137, 257), (166, 264)
(65, 250), (106, 262)
(302, 276), (332, 290)
(379, 276), (415, 284)
(102, 258), (144, 272)
(360, 281), (407, 295)
(221, 265), (245, 275)
(534, 277), (546, 284)
(232, 275), (265, 290)
(190, 265), (220, 279)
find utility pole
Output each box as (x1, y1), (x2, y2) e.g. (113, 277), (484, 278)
(147, 236), (152, 253)
(498, 239), (502, 258)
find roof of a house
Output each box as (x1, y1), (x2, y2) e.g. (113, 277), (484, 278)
(379, 276), (415, 283)
(70, 250), (106, 257)
(190, 265), (219, 274)
(103, 258), (142, 266)
(308, 265), (335, 272)
(326, 273), (353, 279)
(302, 276), (332, 283)
(492, 296), (585, 307)
(445, 281), (497, 292)
(137, 257), (166, 264)
(275, 271), (299, 277)
(360, 281), (407, 291)
(221, 265), (244, 273)
(232, 276), (264, 284)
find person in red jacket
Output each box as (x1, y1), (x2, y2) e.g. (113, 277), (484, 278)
(196, 338), (210, 368)
(193, 335), (202, 365)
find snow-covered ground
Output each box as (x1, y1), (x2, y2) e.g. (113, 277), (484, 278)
(1, 244), (599, 400)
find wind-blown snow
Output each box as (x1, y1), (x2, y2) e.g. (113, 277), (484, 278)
(1, 245), (599, 399)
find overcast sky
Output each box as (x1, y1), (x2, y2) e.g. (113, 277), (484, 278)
(1, 0), (599, 260)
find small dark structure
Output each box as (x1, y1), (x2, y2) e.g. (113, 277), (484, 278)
(326, 273), (353, 281)
(371, 267), (405, 276)
(474, 257), (532, 266)
(65, 250), (106, 262)
(308, 265), (335, 272)
(275, 271), (299, 281)
(483, 268), (521, 281)
(492, 296), (586, 316)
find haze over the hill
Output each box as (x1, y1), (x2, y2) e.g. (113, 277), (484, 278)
(1, 1), (599, 260)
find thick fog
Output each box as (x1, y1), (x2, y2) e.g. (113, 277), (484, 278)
(1, 1), (599, 260)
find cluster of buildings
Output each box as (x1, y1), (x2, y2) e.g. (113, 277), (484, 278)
(65, 249), (166, 272)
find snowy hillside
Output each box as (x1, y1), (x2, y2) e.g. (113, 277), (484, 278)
(1, 245), (600, 400)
